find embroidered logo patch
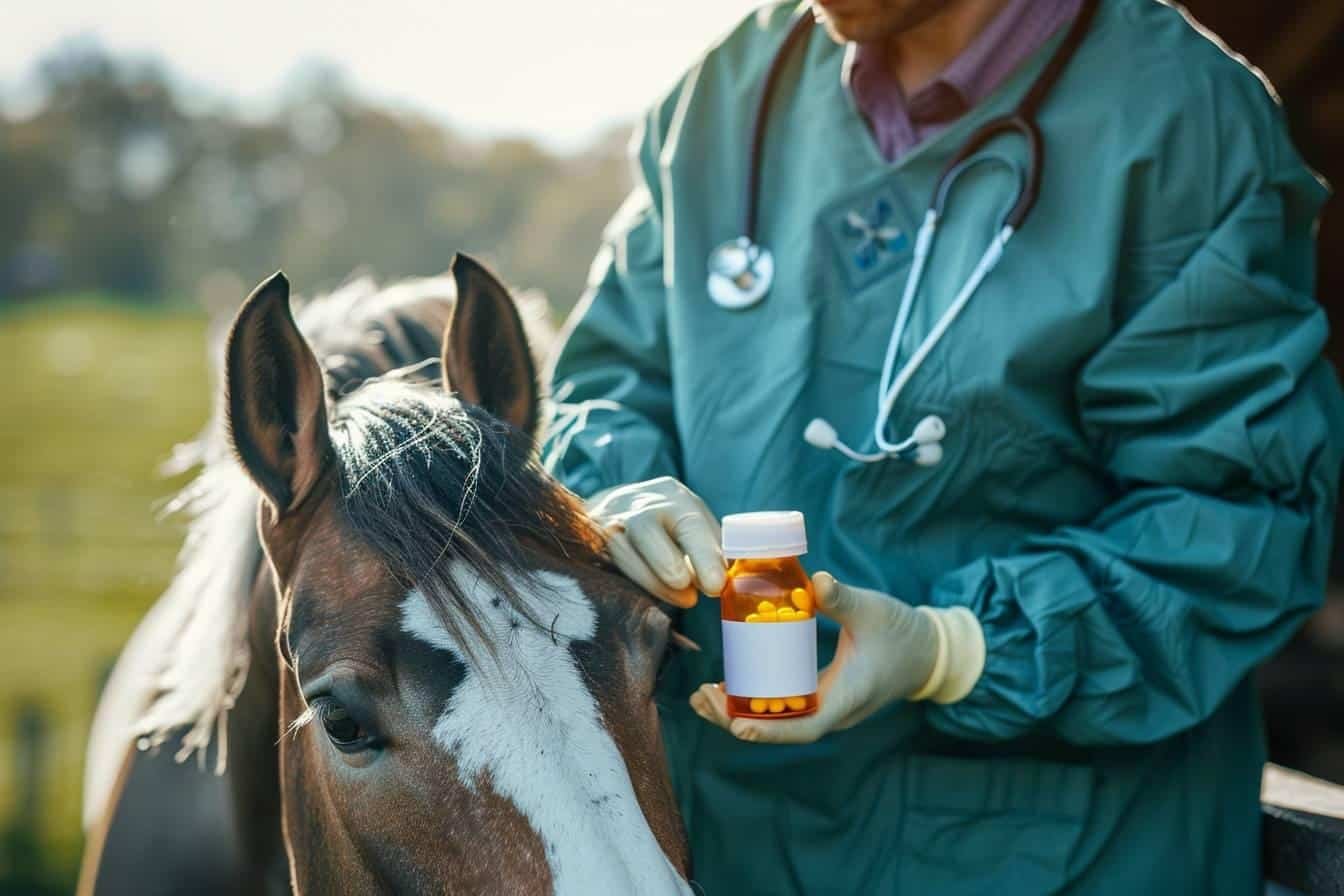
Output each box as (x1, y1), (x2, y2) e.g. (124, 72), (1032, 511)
(845, 198), (908, 270)
(824, 186), (914, 291)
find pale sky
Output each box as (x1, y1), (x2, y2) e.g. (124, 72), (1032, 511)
(4, 0), (766, 151)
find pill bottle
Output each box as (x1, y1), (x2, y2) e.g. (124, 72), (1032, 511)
(720, 511), (818, 719)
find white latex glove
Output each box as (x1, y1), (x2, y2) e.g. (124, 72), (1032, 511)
(586, 477), (726, 607)
(690, 572), (985, 744)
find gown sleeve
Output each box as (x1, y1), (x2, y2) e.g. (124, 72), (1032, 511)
(926, 94), (1344, 746)
(542, 86), (685, 499)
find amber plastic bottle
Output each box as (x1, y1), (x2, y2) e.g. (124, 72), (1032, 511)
(720, 512), (818, 719)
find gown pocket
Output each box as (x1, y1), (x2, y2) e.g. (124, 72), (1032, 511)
(897, 753), (1095, 895)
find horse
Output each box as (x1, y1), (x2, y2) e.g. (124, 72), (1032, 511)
(78, 256), (693, 895)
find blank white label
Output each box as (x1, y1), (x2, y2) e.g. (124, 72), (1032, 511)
(722, 619), (818, 698)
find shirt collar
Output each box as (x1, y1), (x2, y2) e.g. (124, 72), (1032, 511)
(845, 0), (1081, 116)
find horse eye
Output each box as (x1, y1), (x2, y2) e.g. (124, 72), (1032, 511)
(318, 701), (368, 751)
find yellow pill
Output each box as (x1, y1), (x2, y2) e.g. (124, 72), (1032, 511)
(785, 696), (807, 711)
(745, 613), (763, 623)
(777, 607), (797, 620)
(760, 610), (778, 622)
(793, 610), (811, 620)
(791, 587), (813, 613)
(756, 601), (777, 615)
(749, 698), (768, 713)
(768, 699), (786, 713)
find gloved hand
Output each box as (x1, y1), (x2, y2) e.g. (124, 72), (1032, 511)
(691, 572), (985, 744)
(586, 476), (726, 607)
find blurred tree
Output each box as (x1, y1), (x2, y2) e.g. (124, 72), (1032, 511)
(0, 40), (633, 313)
(17, 39), (186, 298)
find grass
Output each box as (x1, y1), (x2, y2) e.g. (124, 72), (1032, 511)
(0, 299), (212, 884)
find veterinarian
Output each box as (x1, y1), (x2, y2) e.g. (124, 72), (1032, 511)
(543, 0), (1344, 892)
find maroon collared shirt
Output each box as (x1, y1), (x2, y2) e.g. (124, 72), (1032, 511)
(845, 0), (1081, 162)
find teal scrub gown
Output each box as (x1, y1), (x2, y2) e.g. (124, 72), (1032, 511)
(543, 1), (1344, 892)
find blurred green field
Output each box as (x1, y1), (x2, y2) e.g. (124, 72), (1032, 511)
(0, 299), (212, 888)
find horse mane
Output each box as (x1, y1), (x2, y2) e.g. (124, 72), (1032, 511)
(134, 273), (569, 772)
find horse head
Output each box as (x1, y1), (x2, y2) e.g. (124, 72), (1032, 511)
(225, 256), (691, 894)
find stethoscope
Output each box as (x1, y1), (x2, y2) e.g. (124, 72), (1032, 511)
(706, 0), (1099, 466)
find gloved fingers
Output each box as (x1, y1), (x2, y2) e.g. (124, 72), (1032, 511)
(723, 662), (861, 745)
(812, 571), (875, 629)
(817, 640), (851, 693)
(584, 481), (675, 529)
(581, 485), (616, 517)
(607, 531), (698, 608)
(690, 681), (839, 744)
(807, 646), (873, 733)
(689, 682), (733, 730)
(670, 510), (726, 596)
(727, 695), (841, 745)
(583, 478), (725, 602)
(832, 694), (885, 732)
(625, 514), (694, 590)
(813, 571), (910, 633)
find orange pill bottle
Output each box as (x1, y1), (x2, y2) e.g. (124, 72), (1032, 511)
(720, 512), (818, 719)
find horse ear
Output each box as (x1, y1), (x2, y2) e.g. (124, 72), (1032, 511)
(225, 272), (332, 514)
(444, 254), (540, 438)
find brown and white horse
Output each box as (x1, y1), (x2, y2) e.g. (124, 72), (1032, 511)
(79, 257), (692, 894)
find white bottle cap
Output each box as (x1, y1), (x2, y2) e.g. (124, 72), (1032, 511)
(721, 511), (807, 559)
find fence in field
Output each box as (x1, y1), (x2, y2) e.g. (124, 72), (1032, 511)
(0, 700), (67, 895)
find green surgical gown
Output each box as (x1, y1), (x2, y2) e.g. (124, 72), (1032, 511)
(543, 1), (1344, 892)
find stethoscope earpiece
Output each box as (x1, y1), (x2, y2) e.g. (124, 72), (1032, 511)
(803, 418), (840, 451)
(910, 414), (946, 445)
(913, 441), (943, 467)
(804, 415), (946, 466)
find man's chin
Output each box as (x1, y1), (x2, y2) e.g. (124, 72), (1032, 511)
(812, 5), (886, 44)
(810, 0), (947, 45)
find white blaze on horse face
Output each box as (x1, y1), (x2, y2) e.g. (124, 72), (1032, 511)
(399, 566), (691, 896)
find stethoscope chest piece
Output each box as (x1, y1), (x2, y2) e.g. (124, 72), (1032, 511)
(707, 236), (774, 310)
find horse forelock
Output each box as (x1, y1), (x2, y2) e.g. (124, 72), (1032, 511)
(325, 377), (606, 663)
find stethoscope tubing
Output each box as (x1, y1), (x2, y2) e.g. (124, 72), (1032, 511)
(743, 11), (817, 241)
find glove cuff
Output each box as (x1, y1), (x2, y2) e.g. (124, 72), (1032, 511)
(910, 606), (986, 704)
